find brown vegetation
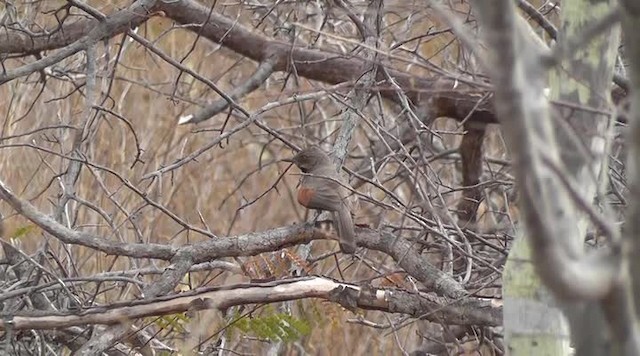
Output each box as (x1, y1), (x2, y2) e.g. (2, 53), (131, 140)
(0, 0), (632, 355)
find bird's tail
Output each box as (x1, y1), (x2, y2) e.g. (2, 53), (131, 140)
(334, 206), (356, 254)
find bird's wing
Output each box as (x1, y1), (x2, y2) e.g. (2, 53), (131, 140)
(301, 175), (344, 211)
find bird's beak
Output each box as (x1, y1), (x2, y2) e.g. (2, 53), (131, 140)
(282, 157), (294, 163)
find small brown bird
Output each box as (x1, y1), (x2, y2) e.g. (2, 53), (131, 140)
(284, 147), (356, 254)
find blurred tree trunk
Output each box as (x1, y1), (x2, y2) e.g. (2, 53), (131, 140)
(621, 0), (640, 353)
(503, 239), (572, 354)
(500, 0), (621, 354)
(548, 1), (621, 354)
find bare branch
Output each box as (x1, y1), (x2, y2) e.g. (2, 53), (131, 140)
(0, 276), (501, 331)
(0, 0), (158, 85)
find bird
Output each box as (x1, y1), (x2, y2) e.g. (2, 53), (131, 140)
(284, 146), (356, 254)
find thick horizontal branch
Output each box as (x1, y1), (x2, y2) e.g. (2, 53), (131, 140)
(0, 177), (466, 298)
(0, 0), (495, 125)
(0, 1), (154, 53)
(0, 276), (501, 331)
(0, 0), (158, 85)
(154, 0), (495, 124)
(0, 0), (623, 127)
